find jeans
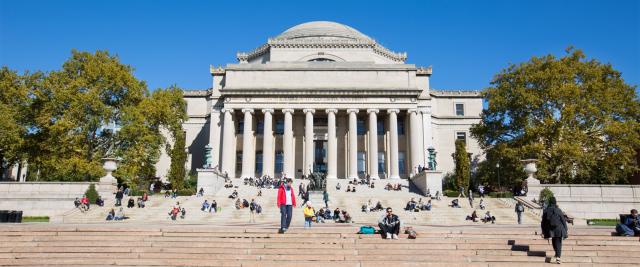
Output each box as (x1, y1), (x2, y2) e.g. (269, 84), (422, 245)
(280, 205), (292, 230)
(304, 217), (312, 228)
(616, 224), (640, 236)
(378, 223), (400, 235)
(551, 237), (562, 257)
(115, 198), (121, 206)
(517, 212), (522, 224)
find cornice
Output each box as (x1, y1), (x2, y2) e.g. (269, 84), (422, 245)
(430, 89), (482, 98)
(220, 88), (421, 97)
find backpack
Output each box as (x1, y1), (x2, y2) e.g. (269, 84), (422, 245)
(256, 205), (262, 214)
(359, 226), (375, 234)
(405, 227), (417, 239)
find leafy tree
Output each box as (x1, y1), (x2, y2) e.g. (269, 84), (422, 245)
(454, 139), (470, 190)
(167, 130), (187, 190)
(472, 48), (640, 184)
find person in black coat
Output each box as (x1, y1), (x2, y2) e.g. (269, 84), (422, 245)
(541, 197), (568, 264)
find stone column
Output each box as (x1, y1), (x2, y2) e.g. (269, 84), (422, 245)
(262, 109), (274, 178)
(304, 109), (315, 175)
(421, 108), (433, 166)
(221, 108), (236, 177)
(208, 108), (222, 170)
(282, 109), (294, 178)
(241, 108), (255, 178)
(409, 109), (423, 177)
(367, 109), (380, 180)
(347, 109), (359, 179)
(387, 109), (400, 179)
(326, 109), (338, 179)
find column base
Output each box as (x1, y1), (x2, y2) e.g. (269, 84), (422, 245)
(388, 175), (401, 179)
(326, 175), (337, 179)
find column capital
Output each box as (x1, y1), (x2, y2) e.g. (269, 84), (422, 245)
(282, 108), (294, 114)
(325, 108), (338, 114)
(222, 108), (234, 113)
(346, 108), (359, 114)
(387, 109), (400, 114)
(242, 108), (254, 114)
(422, 107), (432, 114)
(262, 108), (274, 114)
(367, 109), (379, 114)
(407, 108), (419, 114)
(303, 108), (315, 114)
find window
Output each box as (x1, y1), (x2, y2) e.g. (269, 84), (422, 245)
(357, 152), (366, 175)
(397, 118), (405, 135)
(377, 119), (384, 135)
(313, 117), (327, 126)
(378, 152), (385, 174)
(456, 132), (467, 143)
(255, 152), (263, 175)
(399, 152), (406, 174)
(256, 119), (263, 135)
(237, 120), (244, 133)
(236, 152), (243, 175)
(275, 119), (284, 135)
(357, 119), (365, 135)
(275, 151), (284, 175)
(308, 58), (335, 62)
(455, 103), (465, 116)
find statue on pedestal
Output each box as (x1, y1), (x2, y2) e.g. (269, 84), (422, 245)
(427, 147), (437, 171)
(203, 144), (213, 169)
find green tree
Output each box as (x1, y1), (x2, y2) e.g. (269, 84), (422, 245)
(167, 130), (187, 190)
(471, 48), (640, 184)
(454, 139), (470, 190)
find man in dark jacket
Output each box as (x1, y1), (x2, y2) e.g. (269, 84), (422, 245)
(541, 197), (568, 264)
(616, 209), (639, 236)
(515, 202), (525, 224)
(378, 207), (401, 239)
(115, 189), (124, 206)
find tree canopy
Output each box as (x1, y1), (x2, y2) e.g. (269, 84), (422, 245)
(0, 50), (186, 186)
(471, 48), (640, 184)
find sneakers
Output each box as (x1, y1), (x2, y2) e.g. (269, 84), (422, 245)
(392, 234), (399, 239)
(385, 232), (391, 239)
(556, 257), (561, 264)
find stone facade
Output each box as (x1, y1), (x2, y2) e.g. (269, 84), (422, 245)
(155, 21), (483, 180)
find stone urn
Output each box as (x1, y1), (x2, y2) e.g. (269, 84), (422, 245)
(521, 159), (540, 185)
(100, 157), (118, 184)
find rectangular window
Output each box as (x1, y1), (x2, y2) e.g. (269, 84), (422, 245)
(275, 119), (284, 135)
(398, 118), (405, 135)
(313, 117), (327, 126)
(357, 119), (365, 135)
(357, 152), (366, 175)
(377, 119), (384, 136)
(275, 151), (284, 175)
(455, 103), (465, 116)
(256, 119), (263, 135)
(236, 152), (243, 176)
(255, 152), (263, 176)
(398, 152), (406, 174)
(378, 152), (385, 174)
(237, 120), (244, 133)
(456, 132), (467, 143)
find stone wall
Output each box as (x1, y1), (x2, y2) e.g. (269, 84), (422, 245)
(528, 184), (640, 219)
(0, 182), (110, 221)
(410, 171), (443, 196)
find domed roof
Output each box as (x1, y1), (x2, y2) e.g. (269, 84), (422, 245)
(275, 21), (373, 41)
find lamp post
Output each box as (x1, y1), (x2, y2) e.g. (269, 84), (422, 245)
(496, 162), (501, 192)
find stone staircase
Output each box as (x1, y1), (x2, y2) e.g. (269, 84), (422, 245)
(63, 179), (540, 226)
(0, 224), (638, 266)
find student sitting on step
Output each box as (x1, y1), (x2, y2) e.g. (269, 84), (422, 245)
(197, 187), (204, 197)
(127, 198), (135, 208)
(316, 208), (326, 223)
(333, 208), (341, 221)
(323, 208), (332, 220)
(209, 200), (217, 213)
(228, 190), (238, 199)
(235, 199), (242, 210)
(373, 201), (384, 212)
(114, 207), (125, 221)
(137, 197), (145, 208)
(346, 185), (352, 192)
(405, 198), (417, 211)
(337, 210), (352, 223)
(466, 210), (478, 222)
(481, 211), (496, 224)
(180, 207), (186, 219)
(201, 200), (210, 211)
(95, 196), (104, 207)
(242, 199), (250, 209)
(106, 209), (115, 221)
(422, 199), (432, 211)
(479, 199), (486, 210)
(450, 199), (461, 208)
(336, 182), (341, 191)
(378, 207), (401, 239)
(616, 209), (640, 236)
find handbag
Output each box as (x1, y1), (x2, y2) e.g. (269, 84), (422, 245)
(359, 225), (375, 234)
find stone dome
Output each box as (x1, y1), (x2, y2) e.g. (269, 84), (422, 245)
(275, 21), (373, 41)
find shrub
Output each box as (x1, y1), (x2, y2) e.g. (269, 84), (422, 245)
(84, 184), (100, 203)
(488, 191), (514, 198)
(539, 187), (554, 206)
(444, 190), (459, 198)
(177, 188), (195, 196)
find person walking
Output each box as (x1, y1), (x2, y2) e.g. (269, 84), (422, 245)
(323, 190), (329, 208)
(468, 190), (474, 208)
(277, 178), (296, 233)
(458, 186), (466, 198)
(541, 197), (568, 264)
(115, 189), (123, 207)
(249, 199), (257, 223)
(515, 202), (525, 224)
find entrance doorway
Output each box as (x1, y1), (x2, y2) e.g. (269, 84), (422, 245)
(313, 140), (327, 173)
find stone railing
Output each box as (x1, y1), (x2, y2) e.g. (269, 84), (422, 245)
(409, 171), (443, 197)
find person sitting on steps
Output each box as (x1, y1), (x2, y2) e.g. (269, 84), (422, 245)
(616, 209), (640, 236)
(479, 199), (486, 210)
(482, 211), (496, 224)
(450, 199), (461, 208)
(201, 200), (210, 211)
(378, 207), (401, 239)
(466, 210), (478, 222)
(228, 190), (238, 199)
(423, 199), (432, 211)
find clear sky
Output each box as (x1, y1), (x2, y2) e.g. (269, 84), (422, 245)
(1, 0), (638, 91)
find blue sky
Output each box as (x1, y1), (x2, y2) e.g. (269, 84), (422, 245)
(1, 0), (638, 91)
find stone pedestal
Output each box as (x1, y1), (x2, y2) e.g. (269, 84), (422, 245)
(197, 169), (224, 196)
(98, 158), (118, 199)
(410, 171), (443, 196)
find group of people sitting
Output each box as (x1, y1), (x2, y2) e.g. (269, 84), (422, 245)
(465, 210), (496, 223)
(106, 207), (126, 221)
(309, 206), (352, 223)
(362, 199), (385, 213)
(234, 198), (262, 213)
(74, 195), (92, 212)
(163, 189), (178, 198)
(223, 181), (234, 188)
(404, 198), (432, 211)
(228, 189), (238, 199)
(200, 200), (218, 213)
(243, 176), (285, 189)
(385, 183), (402, 191)
(168, 202), (186, 220)
(125, 192), (148, 209)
